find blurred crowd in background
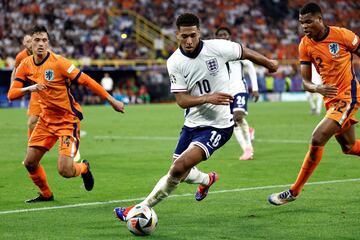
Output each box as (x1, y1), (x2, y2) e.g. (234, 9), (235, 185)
(0, 0), (359, 105)
(1, 0), (359, 60)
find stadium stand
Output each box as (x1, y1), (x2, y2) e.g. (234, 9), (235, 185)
(0, 0), (359, 105)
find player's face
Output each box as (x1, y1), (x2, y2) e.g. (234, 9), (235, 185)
(216, 30), (230, 40)
(299, 13), (323, 39)
(23, 35), (32, 54)
(31, 32), (49, 56)
(176, 26), (200, 54)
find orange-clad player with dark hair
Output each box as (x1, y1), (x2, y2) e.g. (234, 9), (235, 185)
(8, 25), (125, 203)
(269, 2), (360, 205)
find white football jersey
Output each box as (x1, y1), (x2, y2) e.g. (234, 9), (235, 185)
(168, 39), (242, 128)
(228, 59), (258, 95)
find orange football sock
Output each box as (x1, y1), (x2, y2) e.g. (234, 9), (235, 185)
(345, 140), (360, 156)
(290, 145), (324, 196)
(73, 162), (87, 177)
(29, 164), (53, 198)
(73, 162), (87, 176)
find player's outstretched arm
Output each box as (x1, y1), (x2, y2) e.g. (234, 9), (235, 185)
(7, 81), (46, 101)
(77, 73), (125, 113)
(174, 92), (233, 109)
(241, 46), (278, 73)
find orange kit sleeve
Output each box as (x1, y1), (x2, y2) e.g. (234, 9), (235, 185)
(8, 80), (25, 100)
(58, 56), (110, 99)
(299, 39), (311, 64)
(77, 73), (110, 99)
(8, 61), (29, 100)
(340, 28), (360, 52)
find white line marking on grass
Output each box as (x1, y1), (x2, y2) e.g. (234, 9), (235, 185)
(94, 135), (308, 144)
(1, 178), (359, 215)
(94, 136), (178, 141)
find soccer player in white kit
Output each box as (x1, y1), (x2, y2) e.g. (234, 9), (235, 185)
(114, 13), (278, 220)
(216, 27), (259, 160)
(306, 64), (323, 115)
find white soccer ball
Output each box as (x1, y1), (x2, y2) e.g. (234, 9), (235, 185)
(126, 205), (158, 236)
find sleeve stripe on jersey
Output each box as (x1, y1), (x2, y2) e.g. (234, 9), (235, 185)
(15, 78), (27, 84)
(300, 61), (311, 65)
(67, 64), (76, 74)
(72, 71), (82, 83)
(171, 88), (187, 92)
(238, 43), (243, 59)
(66, 87), (83, 120)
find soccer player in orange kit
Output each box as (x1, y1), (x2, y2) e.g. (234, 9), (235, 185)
(268, 2), (360, 205)
(8, 25), (125, 203)
(11, 34), (42, 138)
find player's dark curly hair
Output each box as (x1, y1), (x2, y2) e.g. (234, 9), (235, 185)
(300, 2), (322, 15)
(176, 13), (200, 29)
(30, 25), (49, 37)
(215, 27), (231, 36)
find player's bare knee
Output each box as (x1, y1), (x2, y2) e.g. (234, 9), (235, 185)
(311, 132), (329, 146)
(341, 143), (353, 154)
(24, 161), (37, 172)
(169, 161), (187, 179)
(233, 112), (244, 124)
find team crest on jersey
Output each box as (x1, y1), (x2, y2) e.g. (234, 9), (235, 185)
(44, 69), (54, 81)
(328, 43), (339, 55)
(206, 58), (219, 73)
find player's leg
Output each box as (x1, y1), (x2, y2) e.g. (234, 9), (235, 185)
(234, 111), (253, 160)
(57, 152), (93, 190)
(336, 122), (360, 155)
(141, 144), (205, 207)
(173, 127), (213, 186)
(24, 146), (54, 202)
(114, 145), (206, 221)
(269, 117), (340, 205)
(307, 92), (316, 115)
(315, 93), (323, 116)
(139, 126), (233, 207)
(27, 115), (39, 138)
(114, 126), (233, 221)
(25, 119), (57, 203)
(233, 111), (247, 152)
(232, 93), (253, 160)
(57, 122), (93, 191)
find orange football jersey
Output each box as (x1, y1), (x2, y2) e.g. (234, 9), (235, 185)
(15, 49), (30, 68)
(299, 26), (360, 104)
(14, 51), (83, 123)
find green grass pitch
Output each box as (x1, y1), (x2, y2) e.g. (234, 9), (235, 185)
(1, 102), (360, 239)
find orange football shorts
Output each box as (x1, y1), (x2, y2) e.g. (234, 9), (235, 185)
(29, 117), (80, 157)
(325, 98), (359, 135)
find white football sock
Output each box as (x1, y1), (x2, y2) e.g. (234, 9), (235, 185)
(183, 167), (210, 185)
(140, 173), (180, 208)
(308, 94), (316, 110)
(234, 126), (247, 151)
(316, 94), (323, 114)
(239, 118), (252, 149)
